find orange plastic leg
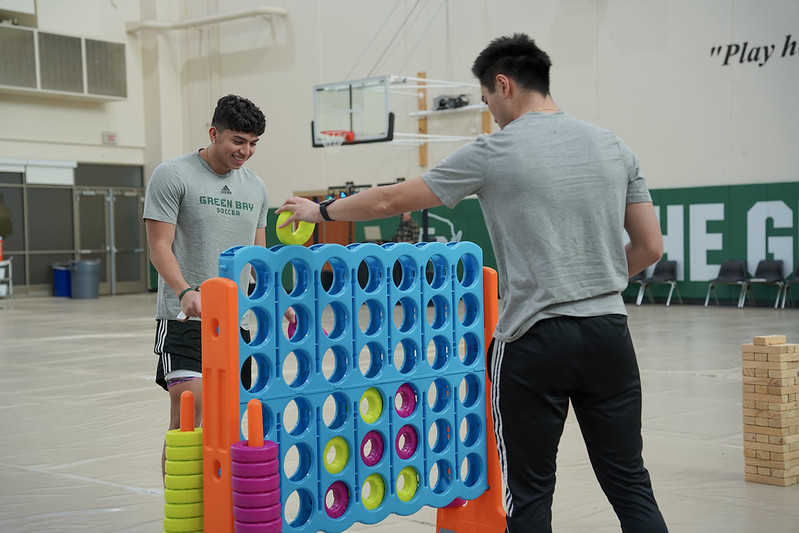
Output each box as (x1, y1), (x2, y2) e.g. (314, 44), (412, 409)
(436, 267), (506, 533)
(201, 277), (241, 533)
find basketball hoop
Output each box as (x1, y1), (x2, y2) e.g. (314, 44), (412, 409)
(320, 130), (354, 154)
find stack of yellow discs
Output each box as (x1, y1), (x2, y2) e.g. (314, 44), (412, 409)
(163, 428), (204, 533)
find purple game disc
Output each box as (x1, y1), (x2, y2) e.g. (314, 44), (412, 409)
(230, 440), (279, 463)
(395, 425), (418, 460)
(324, 481), (349, 519)
(360, 430), (384, 466)
(231, 474), (280, 494)
(231, 458), (279, 478)
(395, 383), (416, 418)
(234, 518), (282, 533)
(233, 503), (282, 523)
(233, 489), (281, 509)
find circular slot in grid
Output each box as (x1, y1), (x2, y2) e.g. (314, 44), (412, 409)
(457, 293), (480, 327)
(282, 397), (312, 437)
(361, 473), (386, 510)
(429, 459), (454, 494)
(428, 378), (452, 413)
(241, 353), (271, 394)
(322, 345), (348, 383)
(392, 255), (418, 291)
(323, 436), (350, 474)
(240, 307), (270, 347)
(396, 466), (419, 502)
(358, 299), (384, 336)
(461, 453), (484, 488)
(456, 253), (480, 288)
(393, 338), (419, 374)
(239, 402), (272, 442)
(325, 481), (350, 519)
(460, 413), (482, 447)
(239, 260), (271, 300)
(283, 304), (311, 341)
(395, 424), (418, 460)
(360, 430), (385, 467)
(283, 443), (313, 481)
(426, 294), (449, 329)
(322, 391), (349, 430)
(357, 256), (384, 294)
(282, 350), (312, 388)
(359, 387), (384, 424)
(457, 332), (481, 367)
(428, 418), (452, 454)
(425, 254), (449, 290)
(322, 257), (349, 296)
(394, 383), (417, 418)
(393, 296), (418, 333)
(281, 259), (311, 297)
(284, 488), (314, 528)
(426, 335), (450, 371)
(322, 301), (349, 340)
(358, 342), (385, 379)
(458, 373), (481, 409)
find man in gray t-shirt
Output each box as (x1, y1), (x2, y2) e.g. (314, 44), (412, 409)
(143, 94), (274, 482)
(279, 34), (667, 532)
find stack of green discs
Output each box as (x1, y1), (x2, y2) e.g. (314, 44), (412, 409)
(163, 427), (204, 533)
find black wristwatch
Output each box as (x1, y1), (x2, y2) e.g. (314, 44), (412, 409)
(319, 197), (337, 221)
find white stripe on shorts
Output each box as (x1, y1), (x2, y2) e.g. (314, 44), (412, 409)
(490, 339), (514, 517)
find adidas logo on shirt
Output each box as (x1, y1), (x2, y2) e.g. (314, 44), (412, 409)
(220, 185), (232, 194)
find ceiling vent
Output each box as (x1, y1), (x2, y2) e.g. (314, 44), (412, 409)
(0, 25), (126, 102)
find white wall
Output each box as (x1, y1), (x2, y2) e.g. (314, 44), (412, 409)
(0, 0), (796, 203)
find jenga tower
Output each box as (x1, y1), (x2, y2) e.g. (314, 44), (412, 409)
(741, 335), (799, 486)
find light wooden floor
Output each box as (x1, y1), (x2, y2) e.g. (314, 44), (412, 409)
(0, 293), (797, 532)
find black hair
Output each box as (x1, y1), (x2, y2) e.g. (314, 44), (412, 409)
(211, 94), (266, 136)
(471, 33), (552, 95)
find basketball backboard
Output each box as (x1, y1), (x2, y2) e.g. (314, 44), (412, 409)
(311, 75), (394, 147)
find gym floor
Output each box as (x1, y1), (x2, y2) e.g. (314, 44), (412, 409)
(1, 292), (798, 532)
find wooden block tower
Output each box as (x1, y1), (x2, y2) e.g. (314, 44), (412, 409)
(741, 335), (799, 486)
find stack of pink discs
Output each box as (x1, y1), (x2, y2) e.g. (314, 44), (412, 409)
(230, 439), (281, 533)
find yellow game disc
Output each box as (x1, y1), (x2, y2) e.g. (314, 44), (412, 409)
(276, 210), (315, 245)
(165, 459), (203, 476)
(165, 428), (203, 447)
(165, 444), (203, 462)
(323, 436), (349, 474)
(164, 501), (204, 519)
(361, 473), (385, 510)
(163, 515), (203, 532)
(396, 466), (419, 502)
(164, 487), (203, 505)
(164, 473), (203, 490)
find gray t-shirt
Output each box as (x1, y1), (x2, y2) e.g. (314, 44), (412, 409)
(422, 111), (651, 342)
(143, 150), (269, 320)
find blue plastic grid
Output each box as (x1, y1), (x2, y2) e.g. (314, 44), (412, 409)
(218, 241), (488, 532)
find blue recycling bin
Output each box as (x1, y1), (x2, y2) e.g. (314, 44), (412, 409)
(53, 263), (71, 297)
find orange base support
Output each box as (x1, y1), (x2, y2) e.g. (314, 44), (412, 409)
(436, 267), (506, 533)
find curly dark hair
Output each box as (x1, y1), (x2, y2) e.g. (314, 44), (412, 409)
(211, 94), (266, 135)
(471, 33), (552, 95)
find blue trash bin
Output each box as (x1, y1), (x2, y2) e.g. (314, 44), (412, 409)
(53, 263), (71, 297)
(70, 259), (100, 299)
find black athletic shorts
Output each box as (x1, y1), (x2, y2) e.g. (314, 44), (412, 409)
(154, 319), (252, 391)
(154, 319), (201, 391)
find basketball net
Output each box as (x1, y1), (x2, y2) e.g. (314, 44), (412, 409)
(320, 130), (351, 155)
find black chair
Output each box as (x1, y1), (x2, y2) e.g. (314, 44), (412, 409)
(628, 271), (646, 305)
(638, 260), (682, 306)
(781, 267), (799, 309)
(704, 260), (748, 308)
(742, 260), (784, 309)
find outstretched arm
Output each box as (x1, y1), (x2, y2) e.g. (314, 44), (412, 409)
(277, 176), (442, 227)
